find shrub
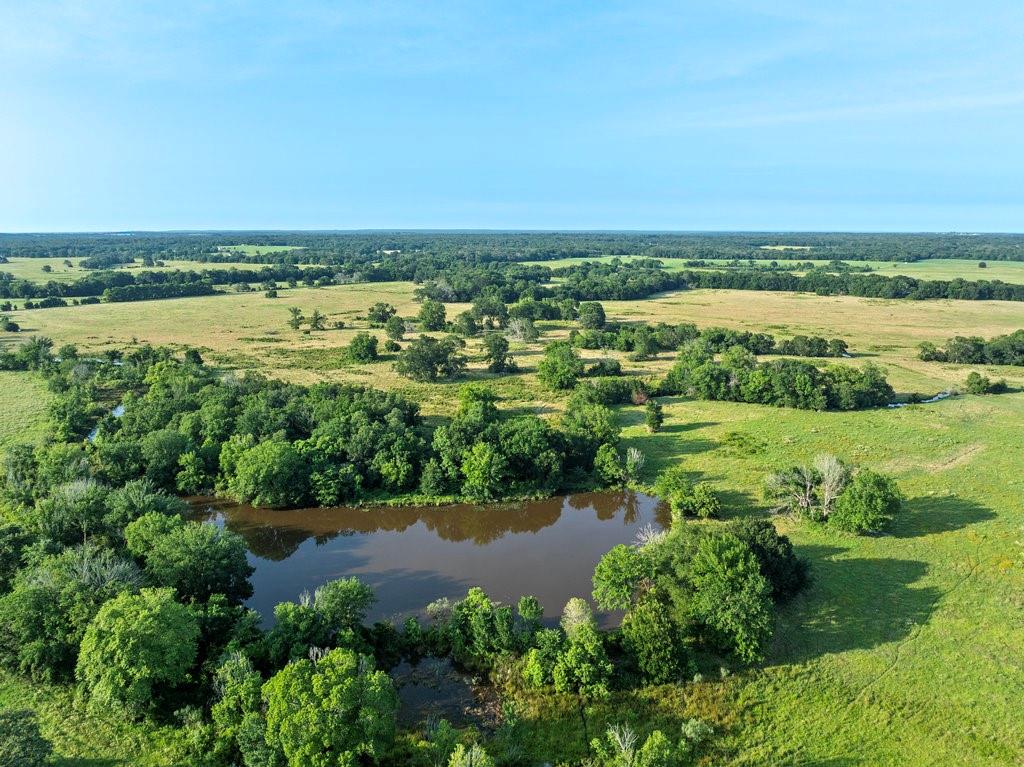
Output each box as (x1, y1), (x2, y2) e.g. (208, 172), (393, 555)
(830, 469), (904, 533)
(537, 342), (584, 390)
(347, 332), (379, 363)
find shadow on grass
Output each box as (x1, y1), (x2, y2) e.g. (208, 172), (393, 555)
(659, 420), (718, 434)
(770, 545), (940, 664)
(890, 495), (996, 539)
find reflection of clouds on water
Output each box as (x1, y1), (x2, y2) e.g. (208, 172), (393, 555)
(191, 492), (665, 624)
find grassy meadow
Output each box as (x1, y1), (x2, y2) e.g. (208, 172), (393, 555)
(0, 282), (1022, 764)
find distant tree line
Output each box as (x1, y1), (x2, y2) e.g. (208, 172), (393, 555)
(4, 231), (1024, 264)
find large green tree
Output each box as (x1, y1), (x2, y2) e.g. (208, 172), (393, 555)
(76, 587), (199, 717)
(262, 648), (398, 767)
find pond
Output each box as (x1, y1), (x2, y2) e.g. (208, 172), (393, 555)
(192, 491), (669, 626)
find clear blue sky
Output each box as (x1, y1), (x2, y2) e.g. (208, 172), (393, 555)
(2, 1), (1022, 232)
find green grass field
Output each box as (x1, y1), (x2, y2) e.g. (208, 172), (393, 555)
(0, 371), (51, 451)
(1, 284), (1023, 764)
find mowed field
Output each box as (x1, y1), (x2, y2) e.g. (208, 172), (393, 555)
(0, 284), (1023, 764)
(526, 255), (1024, 284)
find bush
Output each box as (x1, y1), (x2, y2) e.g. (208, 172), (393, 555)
(537, 342), (584, 390)
(830, 469), (904, 533)
(965, 371), (1008, 395)
(347, 332), (379, 363)
(653, 467), (719, 518)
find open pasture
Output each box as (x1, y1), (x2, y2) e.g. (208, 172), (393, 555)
(6, 283), (1024, 403)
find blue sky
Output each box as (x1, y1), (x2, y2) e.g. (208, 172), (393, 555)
(2, 0), (1022, 232)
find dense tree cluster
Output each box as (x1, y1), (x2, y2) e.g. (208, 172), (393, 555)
(660, 344), (893, 410)
(1, 340), (621, 508)
(918, 329), (1024, 366)
(592, 516), (806, 666)
(570, 316), (849, 359)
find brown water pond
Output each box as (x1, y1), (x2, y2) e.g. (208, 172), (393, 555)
(192, 491), (669, 625)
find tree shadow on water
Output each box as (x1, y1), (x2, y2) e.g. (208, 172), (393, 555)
(769, 545), (940, 665)
(889, 495), (996, 539)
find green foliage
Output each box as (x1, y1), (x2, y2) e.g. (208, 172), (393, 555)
(227, 440), (309, 508)
(652, 467), (720, 519)
(661, 345), (893, 411)
(76, 587), (199, 718)
(552, 621), (612, 701)
(727, 517), (808, 602)
(418, 299), (448, 331)
(175, 450), (211, 494)
(346, 331), (379, 363)
(367, 302), (397, 325)
(594, 443), (625, 486)
(395, 336), (467, 382)
(447, 743), (495, 767)
(210, 652), (265, 766)
(132, 515), (254, 604)
(384, 314), (406, 340)
(482, 333), (517, 373)
(592, 544), (651, 611)
(578, 301), (607, 329)
(537, 341), (584, 390)
(560, 401), (620, 470)
(0, 709), (52, 767)
(644, 400), (664, 432)
(591, 720), (713, 767)
(313, 577), (376, 633)
(262, 648), (398, 766)
(831, 469), (905, 533)
(687, 533), (773, 663)
(461, 442), (508, 501)
(0, 544), (143, 682)
(34, 479), (109, 545)
(621, 590), (693, 684)
(965, 371), (1008, 395)
(0, 524), (32, 594)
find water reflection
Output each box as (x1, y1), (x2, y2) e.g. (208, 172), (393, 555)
(192, 491), (668, 626)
